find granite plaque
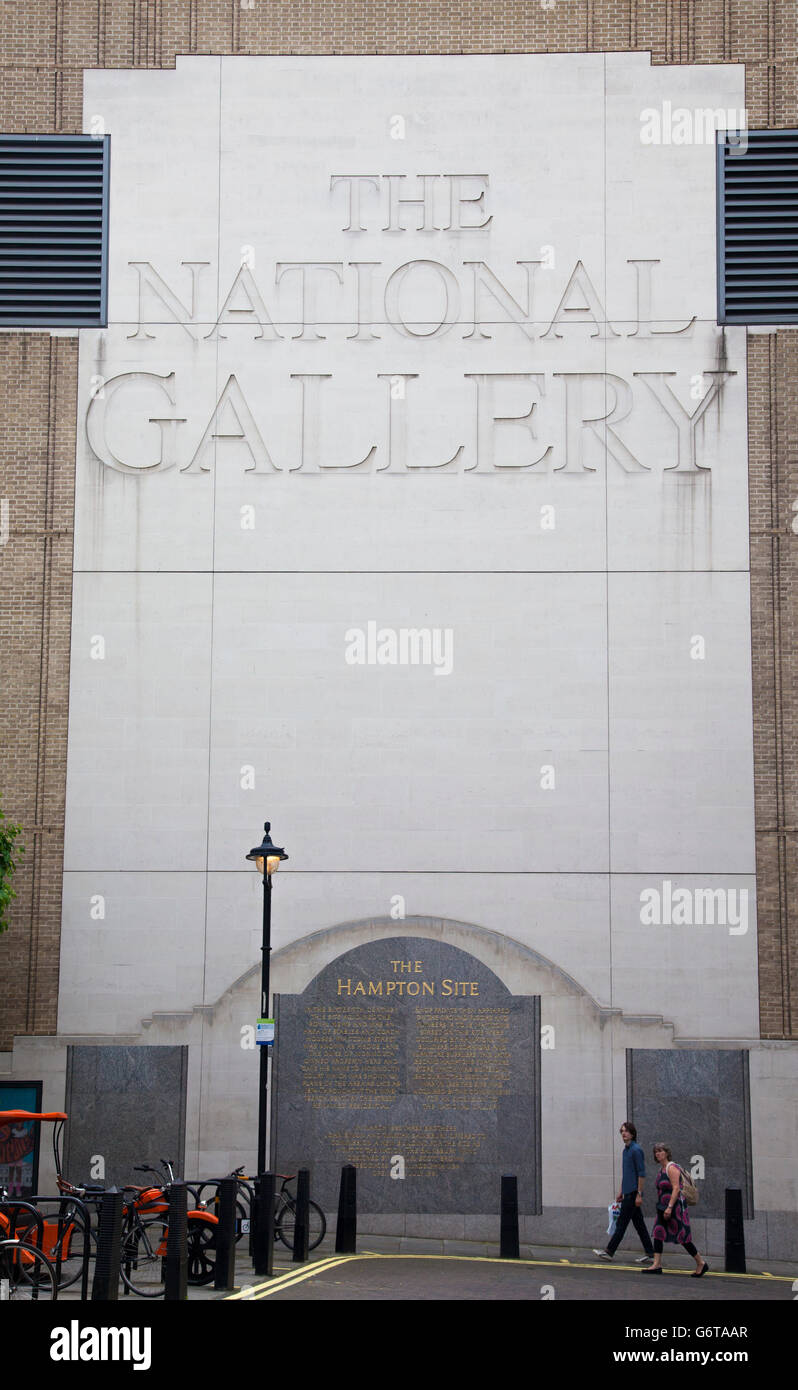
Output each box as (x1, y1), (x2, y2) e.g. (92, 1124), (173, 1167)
(63, 1045), (188, 1188)
(626, 1049), (753, 1219)
(272, 938), (541, 1214)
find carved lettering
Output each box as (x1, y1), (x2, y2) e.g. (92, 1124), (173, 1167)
(540, 260), (620, 340)
(291, 374), (376, 471)
(183, 375), (278, 475)
(634, 371), (735, 472)
(463, 260), (541, 341)
(128, 260), (208, 340)
(86, 371), (185, 473)
(204, 266), (283, 342)
(465, 373), (551, 471)
(554, 372), (646, 473)
(376, 373), (464, 471)
(383, 259), (461, 338)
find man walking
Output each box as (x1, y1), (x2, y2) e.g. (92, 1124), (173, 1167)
(593, 1121), (654, 1264)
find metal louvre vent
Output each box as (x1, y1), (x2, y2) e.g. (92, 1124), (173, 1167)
(717, 128), (798, 324)
(0, 133), (109, 327)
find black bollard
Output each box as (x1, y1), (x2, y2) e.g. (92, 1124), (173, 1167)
(335, 1164), (357, 1254)
(500, 1174), (520, 1258)
(252, 1171), (275, 1278)
(91, 1188), (124, 1300)
(292, 1168), (310, 1263)
(164, 1183), (188, 1300)
(724, 1188), (746, 1273)
(214, 1177), (238, 1291)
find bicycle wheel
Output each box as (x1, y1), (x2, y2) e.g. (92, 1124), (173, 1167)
(186, 1215), (217, 1285)
(0, 1239), (58, 1301)
(203, 1187), (249, 1244)
(275, 1199), (326, 1252)
(52, 1212), (95, 1291)
(120, 1217), (167, 1298)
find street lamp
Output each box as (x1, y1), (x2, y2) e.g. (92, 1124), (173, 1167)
(246, 822), (288, 1175)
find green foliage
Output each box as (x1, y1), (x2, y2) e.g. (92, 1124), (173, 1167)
(0, 804), (25, 935)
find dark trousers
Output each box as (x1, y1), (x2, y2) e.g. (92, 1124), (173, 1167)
(654, 1238), (698, 1256)
(607, 1193), (654, 1256)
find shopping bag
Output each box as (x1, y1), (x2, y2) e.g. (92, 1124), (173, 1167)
(607, 1202), (621, 1237)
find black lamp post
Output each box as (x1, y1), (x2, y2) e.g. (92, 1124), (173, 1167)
(246, 822), (288, 1175)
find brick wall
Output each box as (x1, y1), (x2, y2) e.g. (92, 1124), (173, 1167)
(748, 331), (798, 1037)
(0, 0), (796, 1043)
(0, 333), (77, 1039)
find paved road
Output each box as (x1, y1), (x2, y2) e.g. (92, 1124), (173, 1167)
(54, 1244), (794, 1303)
(225, 1252), (794, 1301)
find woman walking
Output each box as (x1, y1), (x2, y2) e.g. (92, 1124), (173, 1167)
(642, 1143), (708, 1277)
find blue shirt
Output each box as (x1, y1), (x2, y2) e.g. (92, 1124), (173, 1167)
(622, 1140), (646, 1195)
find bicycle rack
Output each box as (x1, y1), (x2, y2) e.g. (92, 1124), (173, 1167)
(29, 1193), (94, 1300)
(184, 1175), (255, 1234)
(0, 1198), (54, 1298)
(1, 1198), (45, 1254)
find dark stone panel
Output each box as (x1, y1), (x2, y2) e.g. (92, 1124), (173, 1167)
(626, 1049), (752, 1219)
(272, 938), (541, 1215)
(63, 1045), (188, 1188)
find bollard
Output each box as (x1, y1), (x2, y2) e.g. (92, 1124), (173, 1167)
(292, 1168), (310, 1263)
(252, 1171), (275, 1278)
(335, 1164), (357, 1254)
(214, 1177), (238, 1291)
(724, 1188), (746, 1273)
(500, 1174), (520, 1259)
(91, 1188), (124, 1301)
(164, 1182), (188, 1300)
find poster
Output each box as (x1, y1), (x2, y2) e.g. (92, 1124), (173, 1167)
(0, 1080), (43, 1199)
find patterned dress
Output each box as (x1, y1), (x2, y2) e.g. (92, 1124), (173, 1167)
(651, 1163), (692, 1245)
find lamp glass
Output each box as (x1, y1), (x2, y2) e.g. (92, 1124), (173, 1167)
(251, 853), (283, 875)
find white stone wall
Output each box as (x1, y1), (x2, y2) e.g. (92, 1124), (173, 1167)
(49, 54), (781, 1228)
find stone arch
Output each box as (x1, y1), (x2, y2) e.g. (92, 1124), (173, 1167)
(269, 914), (608, 1015)
(143, 914), (677, 1042)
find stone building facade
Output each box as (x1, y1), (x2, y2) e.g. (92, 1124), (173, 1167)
(1, 1), (796, 1255)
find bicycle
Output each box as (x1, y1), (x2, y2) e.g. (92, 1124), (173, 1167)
(274, 1174), (326, 1251)
(0, 1113), (218, 1299)
(218, 1168), (326, 1251)
(190, 1166), (254, 1245)
(0, 1108), (93, 1292)
(119, 1161), (219, 1298)
(2, 1193), (94, 1292)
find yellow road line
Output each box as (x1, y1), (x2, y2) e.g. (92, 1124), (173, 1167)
(225, 1254), (355, 1300)
(225, 1249), (793, 1298)
(357, 1253), (793, 1282)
